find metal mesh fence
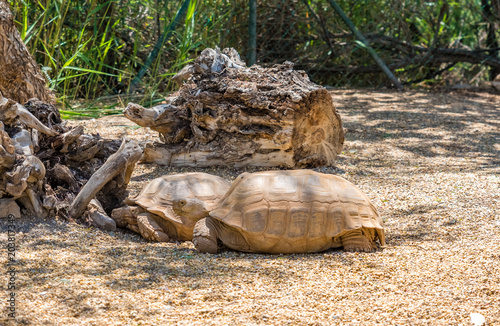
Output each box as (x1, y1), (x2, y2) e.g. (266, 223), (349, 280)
(9, 0), (499, 96)
(218, 0), (500, 88)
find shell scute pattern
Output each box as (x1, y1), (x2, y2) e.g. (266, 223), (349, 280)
(130, 172), (230, 239)
(190, 177), (223, 201)
(308, 205), (328, 237)
(133, 175), (191, 223)
(266, 174), (300, 202)
(232, 173), (266, 202)
(242, 202), (268, 234)
(288, 207), (309, 238)
(210, 170), (383, 253)
(299, 174), (334, 203)
(267, 206), (287, 236)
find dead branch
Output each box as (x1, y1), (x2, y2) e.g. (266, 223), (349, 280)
(68, 138), (143, 219)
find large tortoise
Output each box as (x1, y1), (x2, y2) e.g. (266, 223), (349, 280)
(111, 172), (230, 242)
(173, 170), (385, 253)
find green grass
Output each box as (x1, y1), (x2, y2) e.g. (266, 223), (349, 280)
(9, 0), (230, 111)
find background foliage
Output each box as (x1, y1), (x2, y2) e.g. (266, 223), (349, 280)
(8, 0), (500, 108)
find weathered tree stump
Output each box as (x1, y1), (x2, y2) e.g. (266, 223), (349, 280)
(125, 47), (344, 168)
(0, 91), (139, 221)
(0, 1), (139, 223)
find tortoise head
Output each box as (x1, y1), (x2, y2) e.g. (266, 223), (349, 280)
(172, 197), (210, 225)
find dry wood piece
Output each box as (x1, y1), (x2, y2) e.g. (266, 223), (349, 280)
(125, 47), (344, 168)
(0, 94), (58, 217)
(66, 135), (103, 162)
(50, 163), (78, 192)
(68, 138), (143, 219)
(0, 92), (58, 136)
(4, 155), (45, 197)
(11, 129), (33, 155)
(0, 121), (15, 173)
(3, 155), (47, 217)
(84, 199), (117, 231)
(54, 125), (84, 153)
(0, 198), (20, 218)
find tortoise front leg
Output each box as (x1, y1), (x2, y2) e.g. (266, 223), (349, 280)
(137, 213), (170, 242)
(192, 217), (218, 254)
(341, 229), (375, 252)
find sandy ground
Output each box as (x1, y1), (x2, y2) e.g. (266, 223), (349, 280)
(1, 89), (499, 325)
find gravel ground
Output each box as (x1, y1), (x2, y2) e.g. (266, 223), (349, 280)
(1, 89), (499, 325)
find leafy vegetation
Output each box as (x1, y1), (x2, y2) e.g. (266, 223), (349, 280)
(9, 0), (499, 113)
(9, 0), (230, 110)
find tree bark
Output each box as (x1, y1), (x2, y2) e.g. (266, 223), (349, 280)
(125, 47), (344, 168)
(0, 0), (55, 104)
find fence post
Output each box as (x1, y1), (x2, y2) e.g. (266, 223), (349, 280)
(248, 0), (257, 66)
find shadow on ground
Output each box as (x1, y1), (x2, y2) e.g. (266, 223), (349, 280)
(333, 90), (499, 173)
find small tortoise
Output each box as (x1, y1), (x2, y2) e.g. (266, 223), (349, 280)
(173, 170), (385, 254)
(111, 172), (230, 242)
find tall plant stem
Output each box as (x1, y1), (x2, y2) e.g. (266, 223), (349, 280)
(129, 0), (191, 93)
(326, 0), (403, 90)
(301, 0), (335, 54)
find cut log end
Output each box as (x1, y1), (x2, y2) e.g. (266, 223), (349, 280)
(292, 89), (344, 167)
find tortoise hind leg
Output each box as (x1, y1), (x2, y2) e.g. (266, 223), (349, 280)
(193, 218), (218, 254)
(137, 213), (170, 242)
(341, 229), (376, 252)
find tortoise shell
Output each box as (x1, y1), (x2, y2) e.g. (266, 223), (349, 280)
(128, 172), (230, 240)
(209, 170), (384, 253)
